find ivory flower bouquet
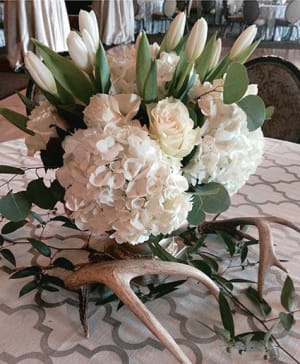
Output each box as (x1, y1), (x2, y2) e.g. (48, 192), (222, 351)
(2, 10), (298, 364)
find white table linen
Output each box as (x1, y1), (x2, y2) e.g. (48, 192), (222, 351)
(4, 0), (70, 70)
(91, 0), (135, 45)
(0, 136), (300, 363)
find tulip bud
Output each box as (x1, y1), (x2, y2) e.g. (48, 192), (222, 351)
(165, 12), (186, 51)
(67, 31), (92, 73)
(24, 51), (57, 95)
(209, 38), (222, 71)
(79, 10), (99, 50)
(230, 25), (257, 61)
(82, 29), (97, 65)
(135, 32), (142, 51)
(185, 18), (208, 63)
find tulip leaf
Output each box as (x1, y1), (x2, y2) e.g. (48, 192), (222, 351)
(0, 165), (24, 175)
(95, 41), (111, 93)
(143, 59), (157, 103)
(136, 32), (151, 97)
(0, 107), (34, 135)
(206, 54), (230, 83)
(16, 91), (36, 114)
(195, 32), (217, 82)
(223, 63), (249, 104)
(237, 95), (266, 131)
(281, 276), (296, 312)
(33, 39), (94, 104)
(0, 191), (32, 222)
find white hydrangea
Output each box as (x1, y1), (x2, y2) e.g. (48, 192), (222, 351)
(56, 118), (191, 245)
(184, 83), (264, 195)
(25, 100), (67, 156)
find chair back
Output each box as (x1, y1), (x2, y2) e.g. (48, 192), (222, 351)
(163, 0), (177, 17)
(243, 0), (259, 25)
(285, 0), (300, 24)
(245, 56), (300, 143)
(201, 0), (216, 14)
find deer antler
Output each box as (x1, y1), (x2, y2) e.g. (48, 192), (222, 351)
(65, 259), (219, 364)
(199, 216), (300, 298)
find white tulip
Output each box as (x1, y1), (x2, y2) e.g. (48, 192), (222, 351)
(24, 51), (57, 95)
(78, 10), (99, 50)
(209, 38), (222, 71)
(165, 12), (186, 51)
(230, 25), (257, 61)
(185, 18), (208, 63)
(67, 31), (92, 73)
(82, 29), (97, 65)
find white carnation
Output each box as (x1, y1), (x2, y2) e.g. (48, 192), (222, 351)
(25, 100), (67, 156)
(184, 84), (264, 195)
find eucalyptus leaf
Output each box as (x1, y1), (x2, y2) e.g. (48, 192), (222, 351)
(223, 63), (249, 104)
(52, 257), (75, 271)
(279, 312), (295, 331)
(237, 95), (266, 131)
(33, 39), (95, 104)
(30, 211), (46, 225)
(0, 191), (31, 222)
(0, 248), (16, 266)
(1, 220), (27, 235)
(0, 165), (25, 175)
(218, 292), (235, 337)
(281, 276), (296, 312)
(28, 238), (51, 257)
(187, 195), (205, 225)
(193, 182), (231, 214)
(0, 107), (34, 135)
(10, 266), (41, 279)
(19, 280), (39, 297)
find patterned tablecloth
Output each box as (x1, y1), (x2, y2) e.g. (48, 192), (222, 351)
(0, 137), (299, 364)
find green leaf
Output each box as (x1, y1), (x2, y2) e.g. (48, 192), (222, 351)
(206, 54), (230, 83)
(246, 286), (271, 316)
(191, 259), (212, 277)
(0, 165), (25, 175)
(26, 178), (57, 210)
(213, 274), (234, 291)
(28, 238), (51, 257)
(195, 32), (217, 82)
(42, 275), (65, 288)
(32, 39), (94, 104)
(30, 211), (46, 225)
(218, 293), (235, 337)
(0, 235), (4, 246)
(143, 59), (157, 103)
(281, 276), (296, 312)
(19, 280), (39, 297)
(240, 245), (248, 263)
(213, 325), (232, 342)
(187, 195), (205, 225)
(0, 248), (16, 266)
(50, 215), (79, 230)
(1, 220), (27, 234)
(10, 266), (41, 279)
(0, 191), (32, 222)
(16, 91), (36, 113)
(52, 257), (75, 271)
(95, 41), (111, 93)
(0, 107), (34, 135)
(193, 183), (231, 214)
(41, 284), (59, 292)
(235, 38), (261, 65)
(279, 312), (295, 331)
(199, 253), (219, 272)
(148, 241), (179, 262)
(223, 63), (249, 104)
(237, 95), (266, 131)
(136, 32), (151, 97)
(216, 230), (236, 257)
(265, 105), (275, 120)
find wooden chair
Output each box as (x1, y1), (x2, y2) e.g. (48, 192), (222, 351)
(133, 0), (144, 34)
(272, 0), (300, 41)
(245, 56), (300, 143)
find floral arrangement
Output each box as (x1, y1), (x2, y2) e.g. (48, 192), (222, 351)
(2, 10), (298, 363)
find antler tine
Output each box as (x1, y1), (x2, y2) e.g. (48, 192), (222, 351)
(263, 216), (300, 234)
(65, 259), (220, 363)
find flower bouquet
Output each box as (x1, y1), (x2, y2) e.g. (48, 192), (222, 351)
(0, 10), (299, 363)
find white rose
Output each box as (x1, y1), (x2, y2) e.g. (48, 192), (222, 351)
(25, 100), (67, 156)
(147, 97), (200, 160)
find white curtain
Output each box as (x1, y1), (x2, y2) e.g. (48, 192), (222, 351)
(4, 0), (70, 70)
